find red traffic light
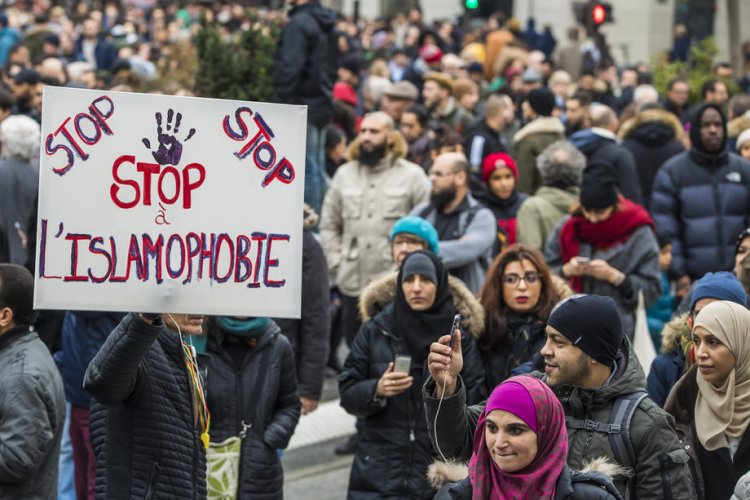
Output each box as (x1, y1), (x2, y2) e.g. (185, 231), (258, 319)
(592, 3), (606, 25)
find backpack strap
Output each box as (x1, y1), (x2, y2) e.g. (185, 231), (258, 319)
(419, 204), (434, 221)
(564, 391), (648, 500)
(608, 391), (648, 468)
(609, 391), (647, 500)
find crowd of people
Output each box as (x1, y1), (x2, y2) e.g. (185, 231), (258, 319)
(4, 0), (750, 499)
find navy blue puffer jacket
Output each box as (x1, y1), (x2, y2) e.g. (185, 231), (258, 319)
(651, 104), (750, 280)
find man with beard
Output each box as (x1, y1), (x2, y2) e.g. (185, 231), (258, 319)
(652, 104), (750, 293)
(11, 69), (41, 122)
(409, 152), (495, 294)
(320, 112), (430, 349)
(564, 91), (590, 137)
(424, 294), (694, 499)
(422, 72), (472, 136)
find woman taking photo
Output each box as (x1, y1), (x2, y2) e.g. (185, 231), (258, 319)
(665, 301), (750, 499)
(433, 375), (621, 499)
(339, 250), (486, 499)
(478, 244), (568, 391)
(481, 153), (528, 256)
(545, 161), (661, 336)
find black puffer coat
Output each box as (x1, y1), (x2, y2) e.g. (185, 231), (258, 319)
(273, 2), (337, 128)
(274, 229), (330, 401)
(569, 129), (644, 205)
(84, 314), (206, 500)
(339, 303), (486, 499)
(201, 321), (300, 500)
(651, 106), (750, 280)
(619, 109), (685, 210)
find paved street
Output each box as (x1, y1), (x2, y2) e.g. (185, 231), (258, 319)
(282, 373), (356, 499)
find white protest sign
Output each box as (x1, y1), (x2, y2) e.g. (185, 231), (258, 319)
(34, 87), (306, 318)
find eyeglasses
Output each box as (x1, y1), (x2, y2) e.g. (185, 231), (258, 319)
(429, 170), (459, 178)
(501, 272), (541, 286)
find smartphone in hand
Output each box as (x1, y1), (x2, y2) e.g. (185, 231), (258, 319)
(394, 355), (412, 373)
(448, 314), (461, 348)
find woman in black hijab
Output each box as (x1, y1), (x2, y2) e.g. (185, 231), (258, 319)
(339, 250), (485, 499)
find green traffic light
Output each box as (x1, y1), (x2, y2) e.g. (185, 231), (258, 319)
(466, 0), (479, 9)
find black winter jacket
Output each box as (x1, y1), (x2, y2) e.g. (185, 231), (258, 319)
(84, 314), (207, 499)
(619, 110), (685, 210)
(651, 148), (750, 280)
(480, 315), (546, 392)
(569, 129), (644, 205)
(61, 311), (126, 408)
(339, 303), (486, 499)
(201, 321), (300, 500)
(274, 229), (330, 400)
(273, 2), (337, 128)
(0, 326), (65, 500)
(465, 120), (507, 171)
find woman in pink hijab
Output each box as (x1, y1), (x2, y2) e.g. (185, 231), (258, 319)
(434, 375), (622, 499)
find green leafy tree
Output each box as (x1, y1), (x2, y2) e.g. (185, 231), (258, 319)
(194, 16), (279, 102)
(652, 37), (718, 105)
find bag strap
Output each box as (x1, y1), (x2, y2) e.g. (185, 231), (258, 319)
(610, 391), (647, 499)
(564, 390), (648, 500)
(419, 204), (434, 220)
(240, 342), (273, 438)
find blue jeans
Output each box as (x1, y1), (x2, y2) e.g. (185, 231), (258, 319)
(304, 124), (328, 217)
(58, 403), (76, 500)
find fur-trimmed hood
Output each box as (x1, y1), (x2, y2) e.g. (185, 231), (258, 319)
(728, 114), (750, 140)
(303, 203), (319, 230)
(359, 272), (485, 337)
(618, 108), (684, 142)
(659, 311), (690, 354)
(513, 116), (565, 144)
(427, 456), (630, 491)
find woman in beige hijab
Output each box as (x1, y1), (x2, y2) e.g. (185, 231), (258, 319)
(665, 300), (750, 499)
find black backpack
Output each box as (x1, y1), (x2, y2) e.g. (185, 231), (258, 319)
(565, 391), (648, 500)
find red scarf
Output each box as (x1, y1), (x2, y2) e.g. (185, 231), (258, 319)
(559, 197), (654, 292)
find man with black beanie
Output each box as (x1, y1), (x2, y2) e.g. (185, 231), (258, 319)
(513, 87), (565, 194)
(423, 294), (694, 499)
(652, 103), (750, 292)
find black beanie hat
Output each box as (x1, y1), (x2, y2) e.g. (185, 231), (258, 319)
(580, 161), (619, 209)
(401, 252), (438, 285)
(547, 295), (624, 368)
(527, 87), (556, 117)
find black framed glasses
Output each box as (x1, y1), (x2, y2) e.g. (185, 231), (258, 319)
(501, 272), (541, 286)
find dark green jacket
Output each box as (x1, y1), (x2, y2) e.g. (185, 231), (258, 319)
(512, 117), (565, 194)
(424, 343), (694, 499)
